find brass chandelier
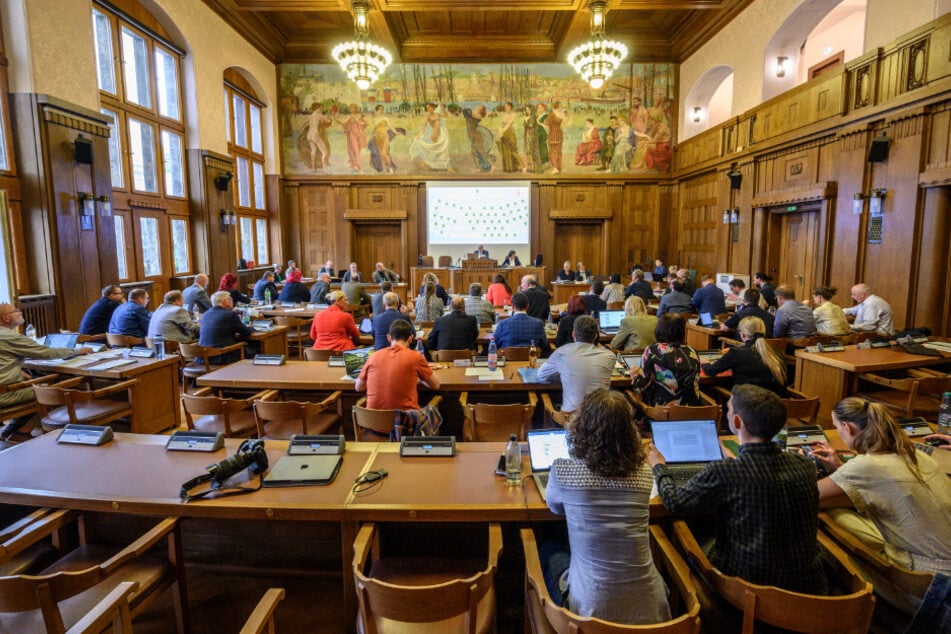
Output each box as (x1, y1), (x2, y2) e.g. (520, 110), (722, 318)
(567, 0), (628, 90)
(332, 0), (393, 90)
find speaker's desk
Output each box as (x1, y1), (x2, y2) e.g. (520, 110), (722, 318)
(794, 343), (951, 426)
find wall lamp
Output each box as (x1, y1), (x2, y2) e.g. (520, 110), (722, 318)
(692, 107), (702, 123)
(869, 188), (886, 215)
(97, 195), (112, 217)
(852, 193), (865, 215)
(77, 192), (95, 216)
(218, 209), (237, 232)
(776, 56), (788, 78)
(722, 208), (739, 224)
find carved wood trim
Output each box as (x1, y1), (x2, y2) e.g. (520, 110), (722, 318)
(127, 198), (168, 211)
(751, 182), (837, 208)
(41, 107), (111, 137)
(343, 208), (408, 221)
(549, 208), (612, 220)
(919, 165), (951, 188)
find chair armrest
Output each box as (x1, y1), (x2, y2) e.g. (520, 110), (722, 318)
(0, 373), (62, 392)
(100, 517), (179, 575)
(908, 368), (946, 379)
(623, 389), (649, 413)
(649, 525), (699, 616)
(49, 376), (87, 390)
(190, 387), (214, 398)
(671, 520), (716, 577)
(519, 528), (549, 599)
(540, 392), (558, 414)
(0, 508), (52, 542)
(857, 372), (911, 388)
(719, 337), (743, 347)
(244, 389), (279, 405)
(486, 523), (503, 569)
(238, 588), (286, 634)
(352, 523), (377, 573)
(0, 509), (77, 560)
(458, 391), (470, 409)
(526, 391), (538, 408)
(315, 390), (343, 410)
(699, 391), (720, 409)
(355, 396), (367, 408)
(711, 386), (732, 402)
(65, 581), (138, 634)
(786, 387), (812, 399)
(424, 394), (443, 410)
(90, 378), (139, 399)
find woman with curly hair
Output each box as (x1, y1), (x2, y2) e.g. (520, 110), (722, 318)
(542, 389), (671, 624)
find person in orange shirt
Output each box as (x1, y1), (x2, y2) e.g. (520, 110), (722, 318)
(310, 291), (361, 351)
(355, 320), (440, 410)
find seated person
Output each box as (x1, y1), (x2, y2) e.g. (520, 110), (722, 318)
(218, 272), (250, 306)
(538, 316), (616, 413)
(464, 283), (496, 325)
(652, 258), (667, 279)
(813, 398), (951, 600)
(754, 272), (778, 309)
(310, 291), (361, 352)
(107, 288), (151, 338)
(310, 272), (332, 305)
(371, 292), (411, 350)
(555, 260), (576, 282)
(148, 290), (199, 343)
(575, 262), (593, 283)
(691, 275), (726, 317)
(485, 274), (512, 307)
(370, 281), (392, 316)
(474, 244), (490, 259)
(414, 282), (445, 323)
(845, 283), (895, 336)
(773, 286), (817, 339)
(356, 320), (440, 410)
(79, 284), (124, 335)
(341, 261), (362, 283)
(611, 296), (657, 351)
(726, 278), (745, 301)
(198, 291), (252, 364)
(624, 269), (655, 305)
(428, 296), (479, 352)
(600, 274), (626, 304)
(277, 270), (311, 304)
(543, 389), (672, 624)
(493, 292), (550, 355)
(316, 259), (335, 278)
(648, 384), (828, 594)
(522, 275), (552, 321)
(371, 261), (399, 283)
(341, 272), (372, 318)
(421, 272), (450, 306)
(555, 294), (586, 348)
(581, 281), (607, 316)
(630, 314), (701, 406)
(501, 250), (522, 267)
(656, 280), (692, 315)
(721, 288), (774, 337)
(252, 271), (278, 302)
(811, 286), (850, 336)
(702, 316), (788, 396)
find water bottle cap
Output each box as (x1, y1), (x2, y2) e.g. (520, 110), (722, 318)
(509, 434), (517, 441)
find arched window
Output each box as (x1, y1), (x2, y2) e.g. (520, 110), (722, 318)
(92, 0), (190, 283)
(682, 65), (734, 141)
(224, 69), (268, 267)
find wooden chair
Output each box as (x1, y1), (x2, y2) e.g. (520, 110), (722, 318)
(0, 512), (188, 633)
(434, 349), (474, 362)
(460, 391), (537, 441)
(353, 522), (502, 633)
(521, 526), (701, 633)
(437, 255), (453, 267)
(500, 346), (530, 361)
(0, 508), (73, 578)
(105, 333), (144, 348)
(539, 393), (573, 428)
(274, 316), (312, 360)
(606, 300), (625, 310)
(626, 390), (722, 428)
(253, 391), (343, 439)
(182, 387), (276, 438)
(74, 333), (107, 344)
(782, 387), (821, 427)
(819, 512), (932, 622)
(0, 374), (61, 432)
(671, 520), (875, 634)
(304, 348), (336, 361)
(352, 395), (443, 441)
(239, 588), (286, 634)
(145, 336), (183, 356)
(419, 255), (434, 267)
(33, 376), (138, 433)
(854, 372), (951, 419)
(179, 342), (246, 393)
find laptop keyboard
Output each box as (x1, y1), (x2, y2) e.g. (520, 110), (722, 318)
(663, 464), (704, 485)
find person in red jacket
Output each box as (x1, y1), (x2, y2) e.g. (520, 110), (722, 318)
(310, 291), (361, 351)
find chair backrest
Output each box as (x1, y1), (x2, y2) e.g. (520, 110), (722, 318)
(146, 336), (182, 354)
(437, 255), (453, 267)
(352, 400), (398, 441)
(500, 346), (530, 361)
(274, 315), (307, 328)
(0, 564), (112, 633)
(179, 342), (211, 369)
(606, 300), (625, 310)
(782, 396), (821, 426)
(304, 348), (336, 361)
(462, 392), (537, 442)
(435, 349), (474, 362)
(419, 255), (434, 267)
(521, 526), (701, 634)
(32, 383), (100, 425)
(182, 392), (250, 436)
(106, 333), (143, 348)
(671, 520), (875, 634)
(631, 391), (722, 426)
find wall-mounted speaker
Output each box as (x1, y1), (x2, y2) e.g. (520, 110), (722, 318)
(728, 171), (742, 190)
(74, 135), (93, 165)
(867, 135), (890, 162)
(214, 171), (234, 192)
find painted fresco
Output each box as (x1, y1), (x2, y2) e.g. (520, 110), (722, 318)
(279, 63), (676, 177)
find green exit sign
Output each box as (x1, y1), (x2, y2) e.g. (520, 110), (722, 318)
(786, 205), (798, 211)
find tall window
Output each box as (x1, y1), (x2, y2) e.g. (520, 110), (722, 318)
(93, 1), (190, 279)
(224, 71), (268, 266)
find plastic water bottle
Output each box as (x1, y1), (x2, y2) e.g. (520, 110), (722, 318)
(264, 288), (272, 305)
(505, 434), (521, 486)
(416, 337), (426, 359)
(529, 340), (538, 368)
(192, 305), (201, 323)
(391, 410), (402, 442)
(938, 392), (951, 436)
(487, 335), (498, 371)
(153, 335), (165, 360)
(24, 324), (36, 340)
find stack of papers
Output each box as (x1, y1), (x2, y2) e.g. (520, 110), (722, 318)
(464, 368), (505, 381)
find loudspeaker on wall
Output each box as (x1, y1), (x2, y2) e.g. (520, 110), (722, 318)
(867, 135), (890, 162)
(73, 136), (93, 165)
(728, 171), (742, 190)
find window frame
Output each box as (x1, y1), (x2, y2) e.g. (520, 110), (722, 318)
(225, 78), (269, 265)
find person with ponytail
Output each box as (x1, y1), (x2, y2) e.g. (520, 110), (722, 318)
(812, 398), (951, 602)
(702, 316), (787, 396)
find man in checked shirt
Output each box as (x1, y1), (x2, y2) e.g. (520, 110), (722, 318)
(648, 384), (828, 594)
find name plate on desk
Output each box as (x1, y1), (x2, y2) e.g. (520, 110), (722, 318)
(57, 424), (114, 446)
(400, 436), (455, 457)
(129, 347), (155, 358)
(253, 354), (286, 366)
(807, 342), (845, 353)
(288, 434), (345, 455)
(166, 430), (224, 452)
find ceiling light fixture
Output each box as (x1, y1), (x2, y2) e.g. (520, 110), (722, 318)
(568, 0), (628, 90)
(331, 0), (393, 91)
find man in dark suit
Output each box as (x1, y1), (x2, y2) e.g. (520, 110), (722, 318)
(107, 288), (151, 338)
(474, 245), (490, 259)
(310, 272), (332, 304)
(371, 262), (398, 283)
(493, 293), (550, 355)
(521, 274), (551, 321)
(624, 269), (655, 305)
(427, 296), (479, 352)
(253, 271), (279, 302)
(371, 292), (411, 350)
(341, 262), (362, 283)
(79, 284), (124, 335)
(692, 274), (727, 316)
(198, 291), (252, 363)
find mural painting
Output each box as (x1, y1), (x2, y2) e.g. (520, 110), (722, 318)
(279, 62), (676, 177)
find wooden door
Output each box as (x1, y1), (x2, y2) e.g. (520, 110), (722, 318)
(553, 223), (603, 277)
(351, 223), (403, 279)
(778, 211), (820, 300)
(128, 209), (170, 308)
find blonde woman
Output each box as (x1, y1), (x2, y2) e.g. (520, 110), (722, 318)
(414, 282), (444, 323)
(611, 296), (657, 351)
(811, 286), (850, 336)
(702, 316), (787, 395)
(421, 271), (449, 305)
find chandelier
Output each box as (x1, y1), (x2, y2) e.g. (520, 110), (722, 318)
(332, 0), (393, 91)
(567, 0), (628, 90)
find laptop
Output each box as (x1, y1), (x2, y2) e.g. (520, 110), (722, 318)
(251, 319), (274, 332)
(784, 425), (828, 448)
(262, 454), (342, 487)
(44, 333), (79, 350)
(526, 428), (570, 501)
(598, 309), (625, 335)
(342, 347), (373, 379)
(897, 417), (932, 438)
(643, 272), (654, 282)
(698, 312), (721, 328)
(619, 354), (643, 372)
(650, 419), (722, 484)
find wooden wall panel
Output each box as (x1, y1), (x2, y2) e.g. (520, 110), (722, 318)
(825, 127), (869, 299)
(913, 186), (950, 335)
(298, 184), (334, 272)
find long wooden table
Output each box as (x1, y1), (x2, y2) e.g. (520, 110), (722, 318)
(795, 343), (951, 426)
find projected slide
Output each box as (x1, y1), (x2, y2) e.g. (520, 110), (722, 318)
(427, 182), (530, 244)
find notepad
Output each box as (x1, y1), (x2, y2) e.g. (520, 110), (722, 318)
(86, 359), (137, 371)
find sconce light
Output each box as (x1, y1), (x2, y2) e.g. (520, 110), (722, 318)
(722, 209), (730, 224)
(869, 188), (886, 215)
(692, 107), (702, 123)
(214, 171), (234, 192)
(218, 209), (237, 232)
(77, 192), (95, 216)
(776, 56), (788, 78)
(730, 208), (739, 224)
(97, 195), (112, 217)
(852, 193), (865, 215)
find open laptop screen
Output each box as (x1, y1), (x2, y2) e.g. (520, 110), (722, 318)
(44, 333), (78, 349)
(526, 428), (570, 473)
(343, 348), (373, 379)
(598, 310), (625, 331)
(651, 420), (721, 464)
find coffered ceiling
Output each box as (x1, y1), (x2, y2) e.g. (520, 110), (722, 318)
(201, 0), (754, 64)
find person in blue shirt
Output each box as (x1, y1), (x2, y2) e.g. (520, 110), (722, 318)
(371, 292), (411, 350)
(107, 288), (151, 338)
(252, 271), (278, 302)
(493, 292), (550, 355)
(79, 284), (124, 335)
(652, 258), (667, 279)
(691, 274), (727, 316)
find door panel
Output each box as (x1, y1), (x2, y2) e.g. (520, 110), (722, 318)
(778, 211), (819, 300)
(352, 224), (403, 279)
(553, 223), (603, 276)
